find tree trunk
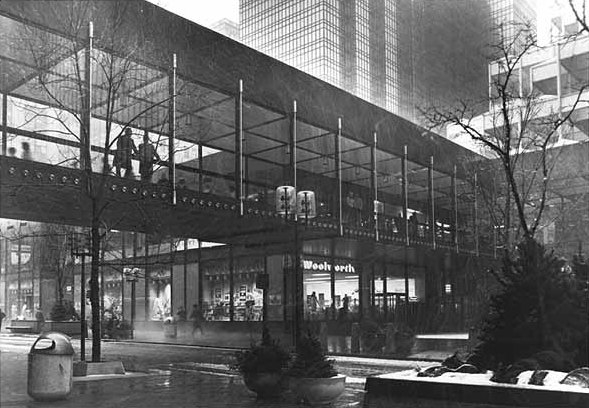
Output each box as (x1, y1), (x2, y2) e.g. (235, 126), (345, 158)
(90, 205), (101, 362)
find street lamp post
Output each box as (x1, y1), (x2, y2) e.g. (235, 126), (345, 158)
(70, 231), (91, 361)
(276, 187), (316, 348)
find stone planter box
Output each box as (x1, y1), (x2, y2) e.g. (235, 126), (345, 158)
(43, 321), (86, 336)
(365, 372), (589, 407)
(6, 319), (43, 333)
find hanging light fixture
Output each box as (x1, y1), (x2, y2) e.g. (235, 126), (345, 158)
(355, 166), (361, 176)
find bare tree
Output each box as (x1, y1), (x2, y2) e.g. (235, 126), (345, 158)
(10, 1), (189, 361)
(421, 22), (588, 253)
(568, 0), (588, 34)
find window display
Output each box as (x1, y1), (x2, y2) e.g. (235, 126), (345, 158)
(202, 257), (264, 321)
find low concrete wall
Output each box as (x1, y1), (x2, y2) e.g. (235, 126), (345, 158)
(365, 375), (589, 407)
(133, 320), (293, 349)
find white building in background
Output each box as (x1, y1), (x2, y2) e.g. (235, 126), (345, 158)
(448, 32), (589, 157)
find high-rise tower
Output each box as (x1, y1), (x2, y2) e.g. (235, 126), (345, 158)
(240, 0), (495, 122)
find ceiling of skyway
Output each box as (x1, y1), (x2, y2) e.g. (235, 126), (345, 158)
(0, 0), (492, 224)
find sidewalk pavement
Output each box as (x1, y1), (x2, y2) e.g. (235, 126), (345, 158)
(1, 333), (445, 408)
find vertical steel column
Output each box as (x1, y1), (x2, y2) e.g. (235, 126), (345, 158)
(198, 144), (203, 192)
(330, 238), (336, 319)
(2, 93), (7, 156)
(17, 226), (22, 313)
(144, 237), (149, 322)
(235, 80), (244, 215)
(197, 240), (203, 310)
(131, 232), (137, 335)
(80, 253), (86, 360)
(402, 146), (409, 246)
(474, 172), (479, 256)
(452, 166), (458, 253)
(169, 239), (174, 313)
(183, 238), (188, 313)
(289, 100), (302, 347)
(382, 263), (388, 319)
(370, 264), (375, 311)
(168, 54), (177, 205)
(428, 156), (435, 249)
(120, 233), (126, 320)
(336, 118), (343, 236)
(289, 100), (297, 189)
(556, 43), (563, 140)
(229, 246), (234, 321)
(402, 146), (410, 311)
(81, 22), (93, 172)
(371, 132), (379, 241)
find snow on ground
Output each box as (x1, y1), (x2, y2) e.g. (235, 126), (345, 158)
(378, 369), (589, 393)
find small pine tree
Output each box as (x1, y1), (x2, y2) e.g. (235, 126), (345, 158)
(230, 326), (290, 375)
(471, 238), (588, 371)
(288, 331), (337, 378)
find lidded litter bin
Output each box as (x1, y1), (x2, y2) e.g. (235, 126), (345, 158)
(27, 331), (74, 401)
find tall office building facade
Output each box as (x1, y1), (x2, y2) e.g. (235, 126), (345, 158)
(240, 0), (493, 122)
(489, 0), (537, 52)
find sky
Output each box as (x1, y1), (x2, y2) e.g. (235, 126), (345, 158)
(145, 0), (239, 28)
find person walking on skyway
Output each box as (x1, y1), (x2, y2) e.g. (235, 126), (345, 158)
(113, 127), (138, 178)
(137, 131), (160, 182)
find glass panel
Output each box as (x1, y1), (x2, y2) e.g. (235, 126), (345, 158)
(201, 259), (230, 321)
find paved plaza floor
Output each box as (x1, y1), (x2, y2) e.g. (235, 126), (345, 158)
(1, 333), (429, 408)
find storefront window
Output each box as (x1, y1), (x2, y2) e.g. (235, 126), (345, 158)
(302, 258), (358, 321)
(201, 257), (264, 321)
(202, 260), (230, 321)
(233, 258), (264, 321)
(148, 270), (171, 320)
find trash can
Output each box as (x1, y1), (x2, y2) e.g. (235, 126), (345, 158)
(27, 331), (74, 401)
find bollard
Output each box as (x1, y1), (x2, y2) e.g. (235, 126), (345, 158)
(27, 331), (74, 401)
(319, 322), (328, 353)
(351, 322), (360, 353)
(384, 323), (396, 354)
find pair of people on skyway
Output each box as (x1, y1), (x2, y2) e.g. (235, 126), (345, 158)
(113, 128), (160, 181)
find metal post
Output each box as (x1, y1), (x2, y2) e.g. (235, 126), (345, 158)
(556, 43), (562, 140)
(2, 93), (7, 156)
(131, 232), (137, 335)
(402, 147), (409, 246)
(235, 80), (244, 215)
(290, 101), (297, 188)
(198, 144), (203, 192)
(429, 156), (435, 249)
(371, 132), (378, 241)
(382, 263), (388, 319)
(80, 253), (86, 361)
(169, 54), (177, 205)
(474, 172), (479, 256)
(229, 246), (234, 321)
(144, 237), (149, 322)
(402, 146), (410, 312)
(82, 22), (93, 171)
(336, 118), (343, 236)
(17, 225), (22, 314)
(452, 166), (458, 253)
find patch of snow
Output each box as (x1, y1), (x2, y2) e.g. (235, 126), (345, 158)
(377, 369), (589, 393)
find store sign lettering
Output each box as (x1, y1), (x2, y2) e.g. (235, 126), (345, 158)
(302, 260), (355, 273)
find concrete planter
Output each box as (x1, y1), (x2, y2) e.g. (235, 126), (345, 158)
(43, 321), (85, 336)
(243, 372), (286, 398)
(163, 323), (177, 338)
(288, 374), (346, 405)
